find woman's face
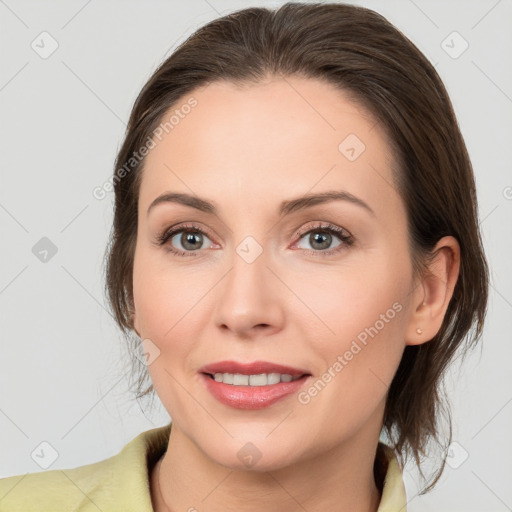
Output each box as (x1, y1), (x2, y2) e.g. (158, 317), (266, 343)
(132, 76), (422, 470)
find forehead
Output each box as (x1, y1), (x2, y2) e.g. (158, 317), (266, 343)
(139, 76), (401, 221)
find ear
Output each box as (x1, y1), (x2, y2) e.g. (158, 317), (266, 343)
(405, 235), (460, 346)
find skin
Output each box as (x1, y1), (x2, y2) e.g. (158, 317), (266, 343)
(131, 76), (460, 512)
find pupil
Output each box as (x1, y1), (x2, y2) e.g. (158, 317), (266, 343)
(312, 232), (330, 249)
(183, 232), (201, 250)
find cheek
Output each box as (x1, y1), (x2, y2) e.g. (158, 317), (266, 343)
(133, 244), (206, 338)
(132, 249), (206, 395)
(295, 259), (408, 415)
(293, 253), (407, 341)
(132, 251), (208, 416)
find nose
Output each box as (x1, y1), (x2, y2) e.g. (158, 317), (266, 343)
(213, 242), (285, 339)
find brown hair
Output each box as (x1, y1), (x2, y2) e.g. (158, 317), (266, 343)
(103, 1), (489, 492)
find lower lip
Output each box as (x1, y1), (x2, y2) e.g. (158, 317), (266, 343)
(200, 373), (310, 410)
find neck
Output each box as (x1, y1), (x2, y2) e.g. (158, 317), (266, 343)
(151, 423), (383, 512)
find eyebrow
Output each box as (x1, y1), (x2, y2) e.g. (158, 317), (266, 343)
(147, 190), (375, 218)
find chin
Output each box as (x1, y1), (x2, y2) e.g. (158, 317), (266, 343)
(199, 434), (307, 473)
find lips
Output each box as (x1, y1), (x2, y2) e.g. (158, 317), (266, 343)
(199, 360), (310, 377)
(198, 360), (312, 410)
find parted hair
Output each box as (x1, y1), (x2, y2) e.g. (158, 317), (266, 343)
(103, 1), (489, 491)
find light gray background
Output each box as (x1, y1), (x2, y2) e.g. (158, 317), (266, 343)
(1, 0), (511, 510)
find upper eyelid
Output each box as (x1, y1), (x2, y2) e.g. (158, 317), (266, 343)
(295, 222), (351, 237)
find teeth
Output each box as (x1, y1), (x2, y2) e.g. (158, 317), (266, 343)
(249, 374), (267, 386)
(211, 372), (302, 386)
(267, 373), (281, 385)
(233, 374), (249, 385)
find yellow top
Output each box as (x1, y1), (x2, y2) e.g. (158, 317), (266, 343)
(0, 423), (407, 511)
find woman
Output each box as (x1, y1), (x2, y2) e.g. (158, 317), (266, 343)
(0, 2), (488, 511)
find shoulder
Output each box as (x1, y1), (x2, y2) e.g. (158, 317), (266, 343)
(0, 423), (171, 512)
(0, 456), (115, 512)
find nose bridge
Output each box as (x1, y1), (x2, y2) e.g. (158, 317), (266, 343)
(227, 234), (272, 303)
(213, 231), (284, 334)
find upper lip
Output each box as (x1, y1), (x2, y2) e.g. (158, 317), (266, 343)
(199, 360), (311, 377)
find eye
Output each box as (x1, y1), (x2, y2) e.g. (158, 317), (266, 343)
(154, 223), (215, 257)
(154, 221), (354, 258)
(293, 222), (354, 256)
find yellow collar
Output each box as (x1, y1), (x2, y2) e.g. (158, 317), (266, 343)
(0, 422), (407, 511)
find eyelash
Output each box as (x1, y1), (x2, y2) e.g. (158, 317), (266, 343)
(154, 222), (354, 258)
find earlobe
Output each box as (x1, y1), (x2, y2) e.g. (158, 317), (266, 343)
(405, 236), (460, 346)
